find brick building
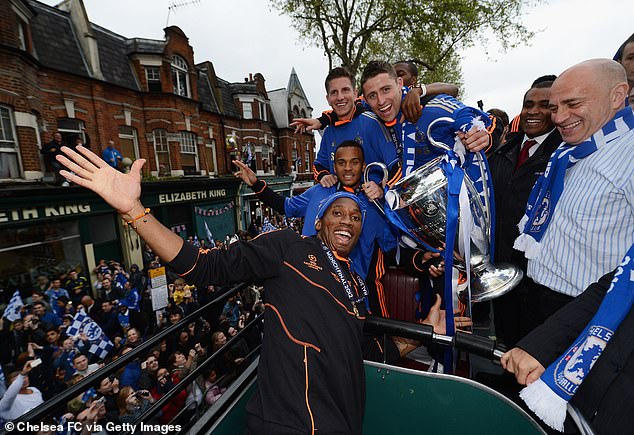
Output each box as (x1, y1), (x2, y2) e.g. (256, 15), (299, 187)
(0, 0), (315, 294)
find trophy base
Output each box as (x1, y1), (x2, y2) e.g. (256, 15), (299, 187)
(458, 263), (524, 304)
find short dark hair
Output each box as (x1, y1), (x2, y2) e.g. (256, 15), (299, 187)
(325, 67), (355, 92)
(531, 75), (557, 87)
(487, 108), (509, 127)
(360, 61), (398, 93)
(394, 60), (418, 77)
(335, 140), (364, 160)
(615, 33), (634, 62)
(523, 80), (555, 102)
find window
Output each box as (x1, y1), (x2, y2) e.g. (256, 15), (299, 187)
(180, 132), (199, 175)
(0, 106), (20, 179)
(118, 126), (139, 161)
(171, 55), (190, 97)
(153, 129), (170, 176)
(304, 150), (310, 172)
(242, 102), (252, 119)
(145, 66), (162, 93)
(259, 101), (267, 121)
(204, 140), (217, 175)
(17, 20), (27, 51)
(57, 118), (85, 146)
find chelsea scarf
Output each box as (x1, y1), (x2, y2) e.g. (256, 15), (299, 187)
(514, 106), (634, 258)
(520, 243), (634, 431)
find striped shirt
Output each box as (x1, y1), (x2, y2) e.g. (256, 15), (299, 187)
(527, 122), (634, 296)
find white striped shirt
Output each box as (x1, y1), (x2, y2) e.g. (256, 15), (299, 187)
(527, 125), (634, 296)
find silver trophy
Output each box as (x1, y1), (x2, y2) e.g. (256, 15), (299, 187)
(365, 117), (522, 303)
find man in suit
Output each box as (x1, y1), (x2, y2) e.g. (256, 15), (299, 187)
(488, 79), (562, 347)
(501, 269), (633, 434)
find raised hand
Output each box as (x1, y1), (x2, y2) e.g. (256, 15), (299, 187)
(56, 145), (144, 218)
(232, 160), (258, 186)
(290, 118), (321, 134)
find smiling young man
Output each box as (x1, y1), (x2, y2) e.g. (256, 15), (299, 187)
(311, 67), (399, 188)
(359, 61), (491, 184)
(487, 80), (562, 347)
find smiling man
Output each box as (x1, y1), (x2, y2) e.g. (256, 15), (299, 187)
(487, 79), (562, 347)
(360, 61), (491, 181)
(55, 143), (450, 435)
(311, 67), (398, 188)
(512, 58), (634, 332)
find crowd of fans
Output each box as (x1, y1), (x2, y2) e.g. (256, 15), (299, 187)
(0, 223), (295, 431)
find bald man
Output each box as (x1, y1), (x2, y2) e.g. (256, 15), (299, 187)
(512, 59), (634, 334)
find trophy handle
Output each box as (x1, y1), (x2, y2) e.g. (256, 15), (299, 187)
(363, 162), (389, 217)
(426, 117), (455, 152)
(427, 115), (492, 240)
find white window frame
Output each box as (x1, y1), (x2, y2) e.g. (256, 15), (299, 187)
(205, 140), (218, 175)
(259, 101), (267, 121)
(56, 118), (85, 145)
(180, 131), (199, 172)
(153, 129), (170, 175)
(118, 126), (140, 160)
(242, 102), (252, 119)
(145, 66), (161, 91)
(171, 55), (190, 97)
(304, 150), (310, 173)
(0, 105), (21, 179)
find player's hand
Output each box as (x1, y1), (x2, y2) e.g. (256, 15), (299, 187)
(401, 87), (423, 124)
(319, 174), (338, 188)
(457, 127), (489, 153)
(362, 181), (384, 201)
(57, 145), (145, 218)
(290, 118), (321, 134)
(233, 160), (258, 186)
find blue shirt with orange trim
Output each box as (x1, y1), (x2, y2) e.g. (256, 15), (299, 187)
(313, 111), (399, 183)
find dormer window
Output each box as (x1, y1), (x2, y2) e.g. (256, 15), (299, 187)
(171, 55), (190, 97)
(145, 66), (162, 92)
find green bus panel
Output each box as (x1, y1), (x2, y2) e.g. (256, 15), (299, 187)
(210, 362), (545, 434)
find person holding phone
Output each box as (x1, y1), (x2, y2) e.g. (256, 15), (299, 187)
(0, 361), (44, 421)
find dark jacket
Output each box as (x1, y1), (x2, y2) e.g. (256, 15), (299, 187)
(488, 129), (562, 269)
(169, 230), (366, 435)
(518, 271), (634, 435)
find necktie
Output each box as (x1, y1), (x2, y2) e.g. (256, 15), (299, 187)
(515, 139), (537, 170)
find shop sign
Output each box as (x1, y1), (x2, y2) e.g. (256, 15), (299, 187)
(158, 189), (227, 204)
(0, 203), (92, 224)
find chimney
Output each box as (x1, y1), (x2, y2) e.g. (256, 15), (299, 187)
(249, 73), (253, 81)
(57, 0), (104, 80)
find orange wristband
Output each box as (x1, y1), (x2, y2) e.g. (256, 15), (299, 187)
(124, 208), (151, 230)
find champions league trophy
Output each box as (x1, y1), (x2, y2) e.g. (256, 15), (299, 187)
(366, 118), (523, 304)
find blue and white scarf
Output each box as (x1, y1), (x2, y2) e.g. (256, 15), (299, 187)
(515, 106), (634, 258)
(520, 243), (634, 431)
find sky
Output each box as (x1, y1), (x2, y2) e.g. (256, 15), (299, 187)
(42, 0), (632, 119)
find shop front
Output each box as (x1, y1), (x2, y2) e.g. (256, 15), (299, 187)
(140, 178), (241, 248)
(0, 188), (119, 298)
(238, 176), (294, 231)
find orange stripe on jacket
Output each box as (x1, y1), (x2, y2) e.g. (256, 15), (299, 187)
(264, 303), (321, 352)
(283, 261), (364, 319)
(303, 346), (316, 435)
